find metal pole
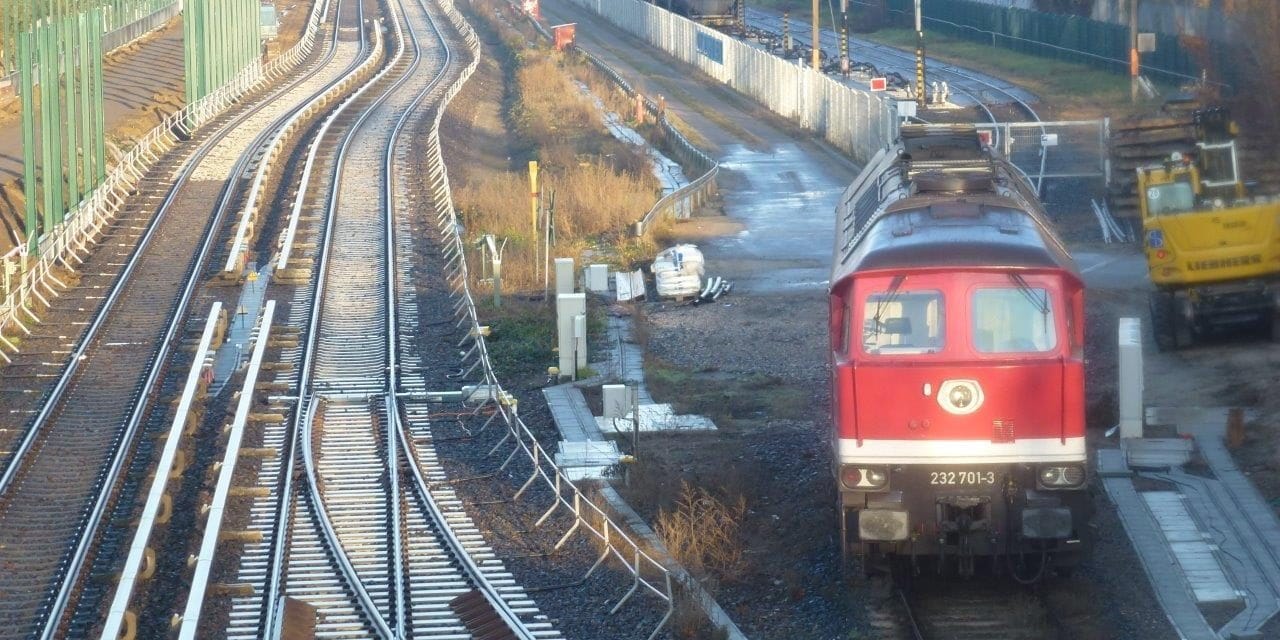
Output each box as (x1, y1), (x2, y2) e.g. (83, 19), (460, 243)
(782, 10), (790, 52)
(1129, 0), (1139, 103)
(78, 10), (94, 192)
(915, 0), (926, 109)
(41, 19), (63, 233)
(183, 0), (196, 105)
(19, 31), (38, 254)
(811, 0), (820, 71)
(62, 15), (79, 213)
(91, 8), (104, 182)
(840, 0), (849, 76)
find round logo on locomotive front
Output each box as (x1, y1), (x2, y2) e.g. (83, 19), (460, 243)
(937, 379), (984, 415)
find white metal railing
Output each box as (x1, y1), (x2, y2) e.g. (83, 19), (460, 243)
(565, 0), (898, 165)
(100, 301), (224, 640)
(176, 300), (275, 639)
(0, 0), (329, 358)
(225, 20), (387, 277)
(428, 1), (675, 637)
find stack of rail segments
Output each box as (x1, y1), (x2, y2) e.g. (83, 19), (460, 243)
(1109, 104), (1280, 221)
(1107, 112), (1198, 221)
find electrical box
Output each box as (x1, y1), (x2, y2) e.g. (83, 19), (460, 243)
(556, 293), (586, 379)
(585, 264), (609, 293)
(1118, 317), (1144, 439)
(1137, 33), (1156, 53)
(555, 257), (575, 295)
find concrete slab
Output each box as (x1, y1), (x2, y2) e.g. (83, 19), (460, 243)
(1096, 448), (1133, 478)
(1142, 491), (1237, 604)
(542, 386), (599, 443)
(554, 440), (621, 481)
(1101, 473), (1218, 640)
(1123, 437), (1194, 469)
(596, 403), (716, 434)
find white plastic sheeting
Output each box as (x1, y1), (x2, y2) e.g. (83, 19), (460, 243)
(652, 244), (704, 299)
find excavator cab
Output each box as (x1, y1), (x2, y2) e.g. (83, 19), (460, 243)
(1137, 109), (1280, 350)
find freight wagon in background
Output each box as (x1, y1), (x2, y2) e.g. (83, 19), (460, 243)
(829, 125), (1092, 582)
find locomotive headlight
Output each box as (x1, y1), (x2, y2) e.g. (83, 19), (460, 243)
(840, 465), (888, 490)
(937, 380), (984, 415)
(840, 466), (862, 489)
(1038, 464), (1086, 489)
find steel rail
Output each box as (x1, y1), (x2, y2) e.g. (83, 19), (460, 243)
(99, 13), (388, 629)
(418, 4), (676, 636)
(98, 301), (224, 639)
(300, 397), (398, 638)
(176, 300), (277, 639)
(384, 1), (541, 634)
(0, 0), (335, 501)
(260, 0), (415, 631)
(0, 1), (365, 636)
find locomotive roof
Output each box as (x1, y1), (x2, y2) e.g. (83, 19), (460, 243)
(836, 197), (1077, 277)
(831, 125), (1078, 284)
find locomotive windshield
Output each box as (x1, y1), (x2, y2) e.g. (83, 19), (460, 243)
(862, 290), (944, 354)
(971, 282), (1057, 353)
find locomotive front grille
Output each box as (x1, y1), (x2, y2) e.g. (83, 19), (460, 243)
(992, 419), (1015, 443)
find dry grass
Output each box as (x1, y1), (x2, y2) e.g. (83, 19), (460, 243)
(655, 482), (747, 581)
(452, 0), (664, 294)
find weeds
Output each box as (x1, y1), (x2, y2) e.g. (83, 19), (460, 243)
(655, 482), (747, 581)
(644, 357), (810, 426)
(453, 0), (665, 294)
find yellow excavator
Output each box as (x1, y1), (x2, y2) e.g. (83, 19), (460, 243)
(1137, 108), (1280, 349)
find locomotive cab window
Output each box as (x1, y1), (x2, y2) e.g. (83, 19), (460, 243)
(971, 283), (1057, 353)
(862, 290), (944, 354)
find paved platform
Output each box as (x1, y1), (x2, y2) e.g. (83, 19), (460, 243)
(1099, 448), (1218, 640)
(1102, 407), (1280, 640)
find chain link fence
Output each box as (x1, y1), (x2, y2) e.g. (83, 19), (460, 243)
(976, 119), (1110, 186)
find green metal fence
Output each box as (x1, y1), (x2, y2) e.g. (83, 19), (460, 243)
(183, 0), (262, 104)
(19, 8), (106, 254)
(882, 0), (1232, 87)
(2, 0), (175, 76)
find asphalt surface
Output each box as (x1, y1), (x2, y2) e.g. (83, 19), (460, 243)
(543, 0), (858, 294)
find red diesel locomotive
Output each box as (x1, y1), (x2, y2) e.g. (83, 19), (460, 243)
(830, 125), (1091, 580)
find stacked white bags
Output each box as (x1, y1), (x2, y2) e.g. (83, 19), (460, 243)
(651, 244), (705, 299)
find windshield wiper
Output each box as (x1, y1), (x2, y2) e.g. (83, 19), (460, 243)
(1008, 273), (1049, 315)
(865, 274), (906, 347)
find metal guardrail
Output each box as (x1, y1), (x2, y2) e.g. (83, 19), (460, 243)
(224, 19), (387, 278)
(428, 2), (675, 637)
(101, 1), (181, 56)
(177, 300), (276, 639)
(100, 301), (225, 640)
(0, 0), (329, 358)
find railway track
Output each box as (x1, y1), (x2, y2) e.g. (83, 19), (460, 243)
(867, 582), (1058, 640)
(208, 0), (561, 636)
(0, 1), (383, 637)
